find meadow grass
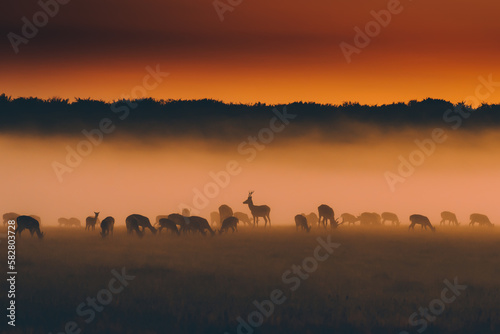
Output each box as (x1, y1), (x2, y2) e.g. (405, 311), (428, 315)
(5, 225), (500, 333)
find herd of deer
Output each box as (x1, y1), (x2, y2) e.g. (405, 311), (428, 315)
(2, 192), (495, 239)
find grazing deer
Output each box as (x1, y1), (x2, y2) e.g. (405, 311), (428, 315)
(16, 215), (44, 239)
(243, 191), (271, 227)
(86, 212), (100, 231)
(100, 216), (115, 238)
(409, 214), (436, 231)
(304, 212), (318, 228)
(295, 214), (310, 232)
(219, 216), (239, 234)
(318, 205), (338, 228)
(357, 212), (381, 226)
(340, 213), (358, 225)
(126, 214), (157, 234)
(158, 218), (180, 235)
(210, 211), (220, 227)
(69, 218), (81, 227)
(3, 212), (20, 226)
(186, 216), (215, 236)
(234, 212), (252, 226)
(155, 215), (170, 225)
(58, 217), (70, 227)
(469, 213), (494, 227)
(218, 205), (233, 227)
(168, 213), (190, 233)
(381, 212), (400, 226)
(125, 217), (144, 237)
(440, 211), (459, 226)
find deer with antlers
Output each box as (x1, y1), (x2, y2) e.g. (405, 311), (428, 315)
(243, 191), (271, 227)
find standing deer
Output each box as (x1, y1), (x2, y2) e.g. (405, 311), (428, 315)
(295, 214), (310, 232)
(3, 212), (20, 226)
(469, 213), (494, 227)
(16, 215), (44, 239)
(210, 211), (220, 227)
(318, 205), (339, 228)
(340, 213), (358, 225)
(409, 214), (436, 231)
(86, 212), (100, 231)
(218, 205), (233, 227)
(440, 211), (459, 226)
(243, 191), (271, 227)
(381, 212), (400, 226)
(219, 216), (239, 234)
(126, 214), (157, 234)
(158, 218), (180, 235)
(100, 216), (115, 238)
(234, 212), (252, 226)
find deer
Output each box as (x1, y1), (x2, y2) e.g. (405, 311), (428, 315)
(158, 218), (180, 235)
(210, 211), (220, 227)
(318, 205), (340, 228)
(126, 214), (157, 234)
(381, 212), (400, 226)
(125, 216), (144, 237)
(86, 212), (100, 231)
(409, 214), (436, 231)
(3, 212), (20, 226)
(469, 213), (494, 227)
(218, 205), (234, 227)
(340, 213), (358, 225)
(304, 212), (318, 228)
(357, 212), (381, 226)
(186, 216), (215, 236)
(243, 191), (271, 227)
(16, 215), (44, 239)
(155, 215), (170, 225)
(100, 216), (115, 238)
(234, 212), (252, 226)
(168, 213), (190, 233)
(219, 216), (239, 234)
(69, 218), (81, 227)
(295, 214), (310, 232)
(440, 211), (459, 226)
(58, 217), (71, 227)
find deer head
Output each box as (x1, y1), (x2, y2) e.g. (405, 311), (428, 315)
(243, 191), (254, 204)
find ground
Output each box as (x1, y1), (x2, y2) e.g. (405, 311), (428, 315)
(4, 225), (500, 334)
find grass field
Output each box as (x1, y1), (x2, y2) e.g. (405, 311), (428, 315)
(4, 225), (500, 334)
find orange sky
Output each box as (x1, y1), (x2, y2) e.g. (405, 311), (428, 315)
(1, 0), (500, 104)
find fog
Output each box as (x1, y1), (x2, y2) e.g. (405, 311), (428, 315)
(2, 128), (500, 226)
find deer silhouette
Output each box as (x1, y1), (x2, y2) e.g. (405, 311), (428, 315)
(340, 213), (358, 225)
(318, 205), (339, 228)
(243, 191), (271, 227)
(16, 215), (44, 239)
(218, 205), (233, 227)
(234, 212), (252, 226)
(126, 216), (144, 237)
(168, 213), (190, 234)
(86, 212), (100, 231)
(357, 212), (381, 226)
(210, 211), (220, 227)
(157, 218), (180, 235)
(59, 217), (81, 227)
(3, 212), (20, 226)
(469, 213), (494, 227)
(100, 216), (115, 238)
(126, 214), (157, 234)
(304, 212), (318, 228)
(219, 216), (239, 234)
(186, 216), (215, 236)
(381, 212), (400, 226)
(409, 214), (436, 231)
(295, 214), (310, 232)
(440, 211), (459, 226)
